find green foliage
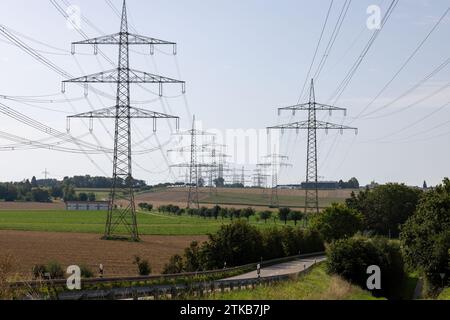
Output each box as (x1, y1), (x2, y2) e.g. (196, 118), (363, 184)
(278, 207), (291, 225)
(80, 265), (94, 278)
(288, 211), (304, 226)
(32, 264), (47, 279)
(201, 220), (264, 269)
(164, 221), (325, 273)
(46, 261), (64, 279)
(259, 211), (272, 223)
(133, 256), (151, 276)
(326, 236), (405, 299)
(400, 178), (450, 293)
(310, 203), (363, 242)
(346, 184), (421, 237)
(162, 255), (184, 274)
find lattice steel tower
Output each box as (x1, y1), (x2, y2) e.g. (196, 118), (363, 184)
(63, 1), (184, 241)
(268, 80), (357, 214)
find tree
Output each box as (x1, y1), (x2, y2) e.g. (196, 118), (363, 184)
(78, 193), (88, 202)
(346, 184), (421, 238)
(289, 211), (303, 226)
(242, 207), (255, 221)
(310, 203), (363, 242)
(63, 184), (77, 202)
(87, 193), (96, 202)
(214, 177), (225, 188)
(423, 180), (428, 190)
(201, 220), (263, 269)
(278, 208), (291, 225)
(31, 188), (51, 203)
(259, 211), (272, 224)
(327, 236), (404, 299)
(31, 176), (38, 188)
(400, 178), (450, 293)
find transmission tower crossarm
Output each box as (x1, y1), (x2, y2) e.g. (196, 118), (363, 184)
(68, 106), (179, 120)
(278, 103), (348, 116)
(63, 69), (185, 85)
(268, 120), (358, 134)
(72, 32), (176, 46)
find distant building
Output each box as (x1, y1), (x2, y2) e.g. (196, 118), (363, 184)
(301, 181), (339, 190)
(279, 182), (339, 190)
(65, 201), (110, 211)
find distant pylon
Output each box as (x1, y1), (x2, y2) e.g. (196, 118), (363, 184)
(268, 79), (358, 214)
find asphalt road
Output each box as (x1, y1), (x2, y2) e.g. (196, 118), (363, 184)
(222, 256), (327, 281)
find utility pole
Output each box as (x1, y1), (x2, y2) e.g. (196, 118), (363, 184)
(268, 79), (357, 214)
(42, 169), (50, 180)
(258, 153), (292, 208)
(64, 1), (184, 241)
(170, 116), (215, 209)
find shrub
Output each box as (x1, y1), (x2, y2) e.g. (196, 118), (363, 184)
(32, 264), (47, 279)
(400, 178), (450, 294)
(46, 261), (64, 279)
(162, 255), (184, 274)
(80, 265), (94, 278)
(326, 236), (404, 299)
(133, 256), (151, 276)
(310, 203), (363, 242)
(201, 220), (263, 269)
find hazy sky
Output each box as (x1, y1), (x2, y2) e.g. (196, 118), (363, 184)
(0, 0), (449, 186)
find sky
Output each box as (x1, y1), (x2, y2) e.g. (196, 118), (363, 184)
(0, 0), (449, 187)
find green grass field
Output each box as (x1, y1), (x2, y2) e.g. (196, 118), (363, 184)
(201, 263), (381, 300)
(0, 210), (301, 236)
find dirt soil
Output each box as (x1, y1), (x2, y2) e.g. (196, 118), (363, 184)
(0, 230), (207, 279)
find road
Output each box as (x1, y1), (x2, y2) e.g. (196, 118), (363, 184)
(222, 256), (327, 281)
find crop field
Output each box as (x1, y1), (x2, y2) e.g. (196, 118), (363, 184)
(0, 210), (301, 236)
(135, 187), (354, 210)
(0, 230), (206, 277)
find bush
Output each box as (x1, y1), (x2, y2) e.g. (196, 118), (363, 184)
(310, 203), (363, 242)
(133, 256), (151, 276)
(201, 220), (264, 269)
(46, 261), (64, 279)
(32, 264), (47, 279)
(400, 178), (450, 294)
(162, 255), (184, 274)
(326, 236), (404, 299)
(80, 265), (94, 278)
(163, 221), (325, 274)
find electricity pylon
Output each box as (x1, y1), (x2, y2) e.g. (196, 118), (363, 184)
(63, 1), (184, 241)
(258, 154), (292, 208)
(170, 116), (215, 209)
(268, 79), (357, 214)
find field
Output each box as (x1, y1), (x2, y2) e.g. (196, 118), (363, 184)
(0, 187), (354, 280)
(201, 263), (381, 300)
(135, 187), (354, 210)
(0, 210), (301, 236)
(0, 230), (206, 277)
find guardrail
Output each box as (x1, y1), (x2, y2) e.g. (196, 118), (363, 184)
(58, 259), (321, 300)
(10, 252), (324, 291)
